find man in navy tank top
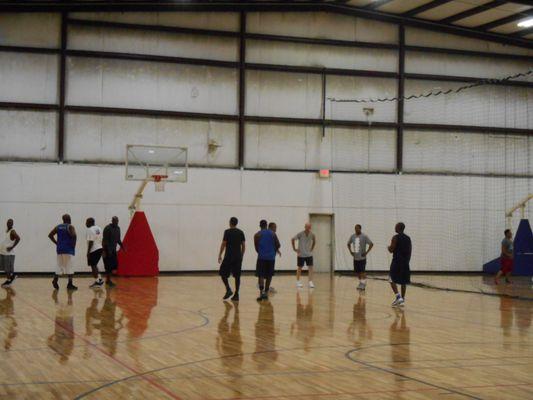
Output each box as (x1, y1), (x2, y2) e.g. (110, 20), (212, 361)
(48, 214), (77, 291)
(388, 222), (412, 307)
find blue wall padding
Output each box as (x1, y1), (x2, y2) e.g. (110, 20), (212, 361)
(483, 219), (533, 276)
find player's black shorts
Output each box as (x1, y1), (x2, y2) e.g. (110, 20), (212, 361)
(87, 249), (102, 267)
(103, 252), (118, 272)
(219, 258), (242, 278)
(353, 259), (366, 273)
(297, 256), (313, 267)
(389, 260), (410, 285)
(256, 259), (275, 278)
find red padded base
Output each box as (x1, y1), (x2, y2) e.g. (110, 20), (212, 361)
(117, 211), (159, 276)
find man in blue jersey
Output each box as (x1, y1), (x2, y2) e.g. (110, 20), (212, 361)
(254, 220), (280, 301)
(48, 214), (77, 291)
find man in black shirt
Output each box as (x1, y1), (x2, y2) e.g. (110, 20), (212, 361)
(218, 217), (246, 302)
(102, 216), (124, 288)
(388, 222), (412, 307)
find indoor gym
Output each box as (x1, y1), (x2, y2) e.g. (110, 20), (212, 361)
(0, 1), (532, 399)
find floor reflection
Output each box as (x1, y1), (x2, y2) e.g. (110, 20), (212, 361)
(347, 292), (372, 347)
(389, 308), (410, 384)
(253, 301), (278, 367)
(216, 301), (243, 397)
(0, 288), (17, 351)
(291, 291), (315, 352)
(47, 290), (74, 363)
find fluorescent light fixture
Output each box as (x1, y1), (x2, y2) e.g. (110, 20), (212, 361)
(173, 170), (183, 175)
(148, 150), (155, 154)
(517, 18), (533, 28)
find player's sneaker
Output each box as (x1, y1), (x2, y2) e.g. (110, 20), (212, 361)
(67, 283), (78, 291)
(89, 279), (104, 289)
(296, 281), (303, 288)
(52, 278), (59, 290)
(391, 295), (403, 307)
(1, 280), (10, 288)
(269, 287), (277, 293)
(357, 281), (365, 290)
(309, 281), (315, 289)
(231, 293), (239, 302)
(223, 289), (233, 300)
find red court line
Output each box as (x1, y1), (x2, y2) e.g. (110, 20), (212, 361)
(20, 295), (182, 400)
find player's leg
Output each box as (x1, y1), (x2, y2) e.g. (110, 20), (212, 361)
(296, 257), (303, 287)
(53, 255), (62, 289)
(401, 284), (406, 300)
(89, 250), (103, 289)
(257, 275), (265, 301)
(232, 275), (240, 301)
(66, 255), (77, 291)
(220, 261), (233, 300)
(308, 258), (315, 288)
(105, 253), (117, 287)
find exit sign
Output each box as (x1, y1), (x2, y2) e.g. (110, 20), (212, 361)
(319, 169), (330, 178)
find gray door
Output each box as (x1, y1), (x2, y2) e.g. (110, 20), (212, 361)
(310, 214), (333, 273)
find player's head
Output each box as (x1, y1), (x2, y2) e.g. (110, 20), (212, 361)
(268, 222), (277, 232)
(86, 217), (95, 228)
(112, 216), (119, 226)
(229, 217), (238, 227)
(504, 229), (512, 239)
(395, 222), (405, 233)
(62, 214), (71, 224)
(355, 224), (362, 234)
(6, 219), (13, 229)
(304, 223), (311, 232)
(260, 220), (268, 229)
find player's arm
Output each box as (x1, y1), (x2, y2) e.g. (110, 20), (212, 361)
(364, 238), (374, 257)
(241, 235), (246, 258)
(311, 235), (316, 252)
(274, 234), (281, 256)
(117, 228), (124, 250)
(69, 225), (77, 248)
(218, 240), (227, 264)
(502, 243), (512, 258)
(291, 237), (298, 253)
(254, 232), (260, 253)
(388, 236), (397, 253)
(7, 230), (20, 251)
(347, 237), (354, 255)
(87, 240), (94, 255)
(48, 226), (58, 245)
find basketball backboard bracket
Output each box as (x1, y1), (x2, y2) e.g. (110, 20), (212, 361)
(125, 144), (188, 216)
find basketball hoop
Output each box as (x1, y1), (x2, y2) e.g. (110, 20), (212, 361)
(152, 175), (168, 192)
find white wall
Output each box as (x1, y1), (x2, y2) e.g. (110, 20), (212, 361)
(0, 11), (532, 273)
(0, 163), (531, 273)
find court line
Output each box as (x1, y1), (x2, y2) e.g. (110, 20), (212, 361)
(71, 337), (533, 399)
(17, 294), (189, 400)
(345, 347), (484, 400)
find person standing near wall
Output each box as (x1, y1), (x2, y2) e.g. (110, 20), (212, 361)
(218, 217), (245, 302)
(0, 219), (20, 288)
(255, 220), (278, 301)
(86, 218), (104, 289)
(495, 229), (513, 285)
(102, 216), (124, 288)
(388, 222), (411, 307)
(292, 223), (316, 289)
(48, 214), (77, 291)
(347, 224), (373, 290)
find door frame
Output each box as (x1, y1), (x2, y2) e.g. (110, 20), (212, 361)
(309, 213), (335, 273)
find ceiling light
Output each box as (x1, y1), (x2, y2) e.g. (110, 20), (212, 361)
(517, 18), (533, 28)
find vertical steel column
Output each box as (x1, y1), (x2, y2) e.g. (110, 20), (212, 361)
(321, 70), (326, 138)
(58, 12), (68, 162)
(396, 24), (405, 173)
(238, 12), (246, 168)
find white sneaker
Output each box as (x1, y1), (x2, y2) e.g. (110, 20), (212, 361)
(309, 281), (315, 289)
(296, 281), (303, 288)
(392, 296), (404, 307)
(357, 281), (365, 290)
(269, 287), (277, 293)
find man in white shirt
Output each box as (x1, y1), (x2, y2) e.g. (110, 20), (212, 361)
(86, 217), (104, 289)
(0, 219), (21, 288)
(347, 224), (373, 290)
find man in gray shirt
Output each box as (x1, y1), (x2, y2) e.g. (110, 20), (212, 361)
(292, 223), (316, 288)
(495, 229), (513, 285)
(347, 224), (373, 290)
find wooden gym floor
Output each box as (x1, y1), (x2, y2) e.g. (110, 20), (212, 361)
(0, 274), (531, 399)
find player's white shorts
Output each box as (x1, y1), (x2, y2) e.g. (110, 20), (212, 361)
(56, 254), (73, 275)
